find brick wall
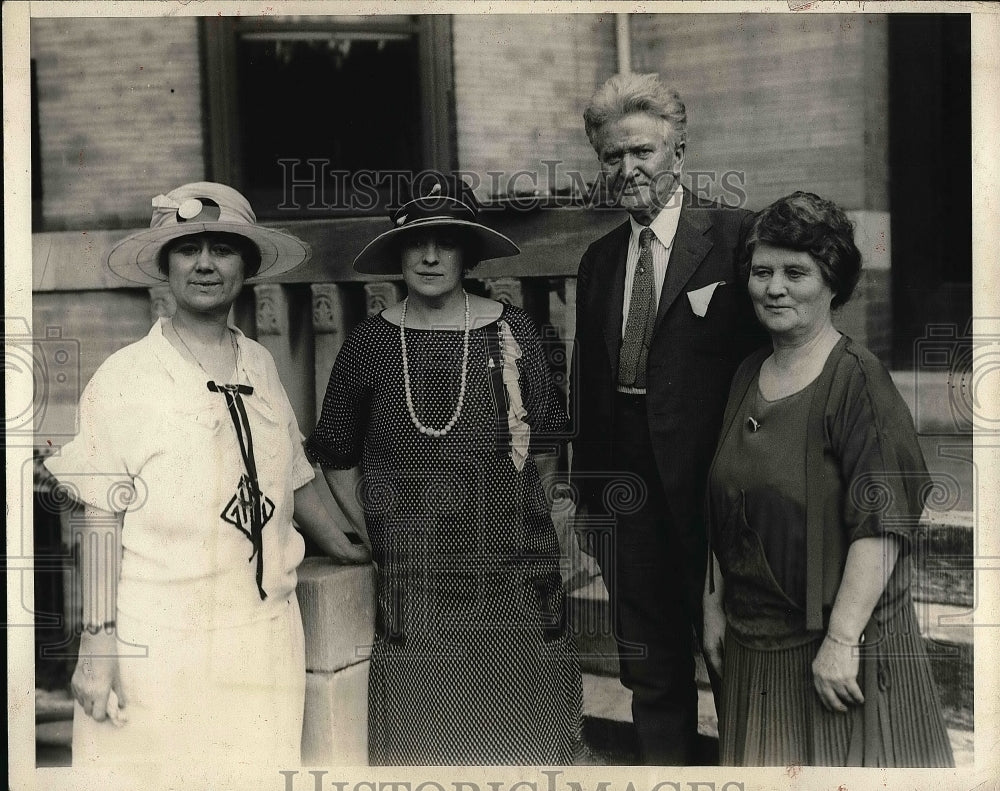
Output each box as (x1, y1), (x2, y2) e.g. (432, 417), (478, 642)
(452, 14), (617, 199)
(30, 13), (889, 220)
(450, 13), (889, 213)
(31, 17), (205, 231)
(630, 13), (889, 212)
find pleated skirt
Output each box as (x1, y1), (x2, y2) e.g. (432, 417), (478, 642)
(72, 596), (306, 768)
(718, 604), (954, 767)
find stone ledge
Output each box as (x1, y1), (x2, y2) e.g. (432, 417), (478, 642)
(302, 662), (370, 766)
(296, 557), (375, 673)
(35, 687), (74, 724)
(891, 370), (970, 435)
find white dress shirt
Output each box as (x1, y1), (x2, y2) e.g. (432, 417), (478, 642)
(621, 185), (684, 337)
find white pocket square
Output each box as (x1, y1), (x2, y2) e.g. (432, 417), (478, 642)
(686, 281), (726, 318)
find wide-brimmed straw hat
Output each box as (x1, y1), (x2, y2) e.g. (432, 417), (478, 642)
(106, 181), (311, 285)
(353, 185), (520, 275)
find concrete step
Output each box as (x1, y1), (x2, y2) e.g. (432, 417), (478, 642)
(568, 543), (975, 735)
(579, 670), (974, 767)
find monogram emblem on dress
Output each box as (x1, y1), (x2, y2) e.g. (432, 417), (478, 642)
(221, 473), (275, 545)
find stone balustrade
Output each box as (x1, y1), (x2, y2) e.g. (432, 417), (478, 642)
(295, 559), (374, 765)
(112, 276), (580, 447)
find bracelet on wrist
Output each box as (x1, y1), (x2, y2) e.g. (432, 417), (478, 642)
(825, 631), (859, 647)
(82, 621), (116, 635)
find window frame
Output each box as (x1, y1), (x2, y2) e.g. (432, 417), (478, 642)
(199, 15), (455, 197)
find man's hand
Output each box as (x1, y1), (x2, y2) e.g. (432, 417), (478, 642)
(572, 500), (598, 558)
(702, 551), (727, 681)
(72, 630), (128, 726)
(702, 597), (726, 679)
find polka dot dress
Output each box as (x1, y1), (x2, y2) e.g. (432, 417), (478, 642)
(307, 304), (584, 766)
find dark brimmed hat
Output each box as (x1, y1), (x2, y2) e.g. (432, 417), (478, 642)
(353, 185), (520, 275)
(105, 182), (311, 285)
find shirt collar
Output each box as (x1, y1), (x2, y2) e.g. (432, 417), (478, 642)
(149, 316), (263, 387)
(629, 183), (684, 249)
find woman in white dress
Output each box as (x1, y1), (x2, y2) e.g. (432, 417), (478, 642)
(45, 181), (368, 769)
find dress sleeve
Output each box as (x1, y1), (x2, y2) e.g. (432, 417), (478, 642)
(508, 307), (568, 454)
(305, 321), (372, 469)
(827, 351), (930, 545)
(260, 348), (315, 490)
(42, 361), (139, 513)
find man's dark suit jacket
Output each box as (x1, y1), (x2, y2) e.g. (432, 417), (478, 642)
(570, 190), (767, 618)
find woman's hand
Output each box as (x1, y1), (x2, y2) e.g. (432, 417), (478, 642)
(326, 535), (372, 565)
(813, 536), (899, 712)
(812, 636), (864, 712)
(72, 630), (128, 726)
(293, 479), (372, 564)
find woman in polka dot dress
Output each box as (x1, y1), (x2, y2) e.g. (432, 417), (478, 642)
(306, 186), (585, 766)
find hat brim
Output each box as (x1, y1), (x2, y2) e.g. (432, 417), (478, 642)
(353, 219), (520, 275)
(105, 223), (311, 286)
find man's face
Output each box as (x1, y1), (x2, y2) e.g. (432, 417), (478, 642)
(594, 112), (685, 224)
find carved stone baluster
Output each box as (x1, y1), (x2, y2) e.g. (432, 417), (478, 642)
(482, 276), (524, 308)
(148, 285), (175, 320)
(311, 283), (349, 414)
(546, 277), (574, 406)
(253, 283), (314, 429)
(364, 282), (403, 316)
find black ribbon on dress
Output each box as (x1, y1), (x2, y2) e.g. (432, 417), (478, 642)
(208, 381), (268, 600)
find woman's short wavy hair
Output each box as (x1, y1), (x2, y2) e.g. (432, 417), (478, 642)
(157, 231), (263, 279)
(584, 72), (687, 150)
(390, 227), (483, 273)
(746, 192), (862, 309)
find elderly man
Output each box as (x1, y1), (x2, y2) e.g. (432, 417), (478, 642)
(570, 72), (765, 764)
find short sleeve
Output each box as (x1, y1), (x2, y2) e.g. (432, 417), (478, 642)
(43, 362), (139, 513)
(507, 307), (568, 454)
(828, 352), (930, 545)
(260, 349), (314, 490)
(305, 322), (372, 468)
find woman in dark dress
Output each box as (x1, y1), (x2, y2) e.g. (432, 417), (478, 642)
(306, 186), (584, 765)
(702, 192), (954, 766)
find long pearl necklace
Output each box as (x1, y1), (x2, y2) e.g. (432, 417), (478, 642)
(400, 291), (470, 437)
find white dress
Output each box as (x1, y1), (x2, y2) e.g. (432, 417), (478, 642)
(45, 318), (314, 767)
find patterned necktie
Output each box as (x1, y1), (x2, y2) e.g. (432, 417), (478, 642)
(619, 227), (657, 389)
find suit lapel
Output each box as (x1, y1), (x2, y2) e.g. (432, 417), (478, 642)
(654, 204), (714, 332)
(601, 223), (630, 374)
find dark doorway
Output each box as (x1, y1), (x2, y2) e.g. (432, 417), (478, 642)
(236, 31), (424, 218)
(201, 16), (455, 220)
(888, 14), (972, 369)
